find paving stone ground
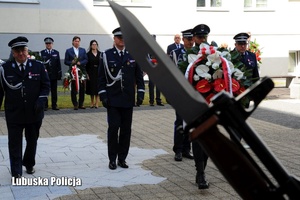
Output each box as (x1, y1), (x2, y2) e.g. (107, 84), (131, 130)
(0, 88), (299, 200)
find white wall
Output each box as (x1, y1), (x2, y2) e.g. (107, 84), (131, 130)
(0, 0), (300, 76)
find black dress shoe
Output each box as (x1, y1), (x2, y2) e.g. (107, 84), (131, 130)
(52, 107), (59, 110)
(109, 161), (117, 170)
(157, 103), (164, 106)
(182, 152), (194, 159)
(79, 106), (86, 109)
(174, 152), (182, 161)
(117, 160), (129, 168)
(26, 166), (35, 174)
(74, 106), (78, 110)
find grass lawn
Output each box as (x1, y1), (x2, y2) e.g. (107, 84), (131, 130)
(55, 84), (166, 109)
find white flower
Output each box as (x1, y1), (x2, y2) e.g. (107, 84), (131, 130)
(188, 53), (199, 64)
(30, 55), (36, 60)
(212, 69), (223, 80)
(207, 52), (222, 70)
(233, 68), (244, 80)
(212, 62), (220, 70)
(195, 64), (211, 79)
(206, 60), (212, 66)
(203, 73), (212, 80)
(228, 61), (234, 70)
(221, 51), (231, 61)
(193, 74), (200, 81)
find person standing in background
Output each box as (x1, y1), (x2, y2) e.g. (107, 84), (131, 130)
(64, 36), (88, 110)
(232, 32), (259, 81)
(86, 40), (101, 108)
(40, 37), (62, 111)
(148, 35), (163, 107)
(166, 34), (184, 55)
(169, 29), (194, 162)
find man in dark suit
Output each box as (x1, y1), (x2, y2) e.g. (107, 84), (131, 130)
(148, 35), (163, 106)
(169, 29), (194, 162)
(233, 32), (260, 80)
(0, 36), (50, 180)
(166, 34), (184, 55)
(98, 27), (145, 170)
(40, 37), (62, 110)
(64, 36), (88, 110)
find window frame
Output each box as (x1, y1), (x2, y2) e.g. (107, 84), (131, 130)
(244, 0), (275, 12)
(196, 0), (229, 12)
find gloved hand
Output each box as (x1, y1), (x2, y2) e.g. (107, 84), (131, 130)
(99, 93), (108, 108)
(136, 92), (144, 106)
(34, 97), (47, 114)
(102, 98), (108, 108)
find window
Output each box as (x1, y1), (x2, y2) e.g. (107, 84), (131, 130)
(244, 0), (275, 11)
(197, 0), (222, 7)
(244, 0), (268, 8)
(289, 51), (300, 73)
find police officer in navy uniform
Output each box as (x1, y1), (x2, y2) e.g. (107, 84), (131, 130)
(232, 32), (260, 80)
(184, 24), (211, 189)
(170, 29), (194, 162)
(40, 37), (62, 110)
(0, 36), (50, 179)
(98, 27), (145, 170)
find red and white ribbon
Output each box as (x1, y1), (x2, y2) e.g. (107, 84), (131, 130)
(71, 65), (79, 92)
(220, 56), (232, 95)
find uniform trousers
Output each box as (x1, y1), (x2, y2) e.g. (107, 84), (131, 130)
(107, 106), (133, 163)
(173, 111), (191, 154)
(192, 141), (208, 168)
(148, 80), (162, 104)
(71, 80), (85, 107)
(46, 79), (58, 109)
(7, 121), (42, 176)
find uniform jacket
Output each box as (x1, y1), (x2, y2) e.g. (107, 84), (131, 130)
(167, 43), (184, 55)
(169, 47), (186, 65)
(98, 47), (145, 108)
(40, 49), (62, 80)
(0, 59), (50, 123)
(64, 47), (88, 71)
(238, 50), (260, 79)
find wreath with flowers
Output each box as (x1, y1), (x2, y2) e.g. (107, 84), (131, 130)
(63, 67), (86, 91)
(181, 43), (256, 107)
(63, 56), (87, 91)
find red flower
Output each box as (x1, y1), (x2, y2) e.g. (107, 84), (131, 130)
(63, 78), (70, 89)
(213, 78), (226, 92)
(195, 79), (211, 93)
(151, 59), (157, 64)
(231, 79), (240, 92)
(234, 86), (246, 96)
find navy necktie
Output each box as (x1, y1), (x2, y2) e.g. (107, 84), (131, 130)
(20, 63), (25, 75)
(120, 51), (124, 60)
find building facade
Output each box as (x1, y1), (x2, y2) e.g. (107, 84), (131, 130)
(0, 0), (300, 78)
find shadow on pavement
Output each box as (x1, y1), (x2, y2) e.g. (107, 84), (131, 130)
(252, 107), (300, 129)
